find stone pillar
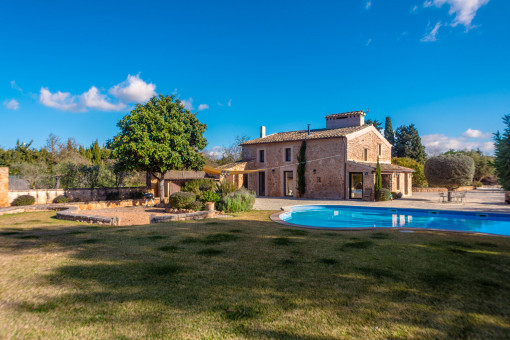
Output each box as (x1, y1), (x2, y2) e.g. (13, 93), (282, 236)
(0, 167), (8, 208)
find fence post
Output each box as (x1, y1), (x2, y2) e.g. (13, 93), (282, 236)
(0, 167), (8, 207)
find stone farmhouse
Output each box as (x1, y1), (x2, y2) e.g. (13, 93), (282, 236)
(224, 111), (414, 200)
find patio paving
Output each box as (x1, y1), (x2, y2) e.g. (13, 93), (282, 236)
(254, 189), (510, 214)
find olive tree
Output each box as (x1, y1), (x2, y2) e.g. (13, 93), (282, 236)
(108, 95), (207, 200)
(424, 154), (475, 201)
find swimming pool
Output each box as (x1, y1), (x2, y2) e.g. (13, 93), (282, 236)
(277, 205), (510, 236)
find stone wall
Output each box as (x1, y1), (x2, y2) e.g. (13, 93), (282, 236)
(8, 187), (150, 206)
(0, 167), (8, 208)
(347, 129), (391, 163)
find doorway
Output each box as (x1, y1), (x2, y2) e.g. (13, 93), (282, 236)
(349, 172), (363, 199)
(258, 171), (266, 196)
(284, 171), (294, 197)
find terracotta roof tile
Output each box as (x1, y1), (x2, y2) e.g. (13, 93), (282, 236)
(325, 111), (366, 119)
(241, 125), (369, 146)
(347, 161), (415, 172)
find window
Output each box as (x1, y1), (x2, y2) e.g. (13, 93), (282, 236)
(378, 144), (382, 157)
(364, 148), (368, 161)
(259, 150), (265, 163)
(285, 148), (291, 162)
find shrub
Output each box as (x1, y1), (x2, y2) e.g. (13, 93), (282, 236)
(106, 192), (120, 201)
(424, 155), (475, 190)
(473, 181), (483, 188)
(169, 192), (196, 209)
(216, 181), (237, 198)
(182, 179), (217, 197)
(186, 200), (203, 211)
(130, 191), (145, 199)
(53, 195), (70, 204)
(201, 190), (220, 203)
(217, 189), (255, 212)
(392, 157), (427, 187)
(375, 188), (391, 201)
(12, 195), (35, 206)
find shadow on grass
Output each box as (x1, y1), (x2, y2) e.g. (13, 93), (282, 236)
(1, 213), (510, 339)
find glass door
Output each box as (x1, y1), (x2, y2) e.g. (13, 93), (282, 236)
(284, 171), (294, 197)
(349, 172), (363, 199)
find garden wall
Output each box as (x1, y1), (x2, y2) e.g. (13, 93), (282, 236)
(8, 187), (150, 205)
(412, 186), (475, 193)
(0, 167), (8, 208)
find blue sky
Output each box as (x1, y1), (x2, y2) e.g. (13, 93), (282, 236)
(1, 0), (508, 156)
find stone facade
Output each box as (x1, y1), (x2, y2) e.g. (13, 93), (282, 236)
(237, 123), (413, 200)
(0, 167), (8, 208)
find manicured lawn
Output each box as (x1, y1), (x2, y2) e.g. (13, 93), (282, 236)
(1, 211), (510, 339)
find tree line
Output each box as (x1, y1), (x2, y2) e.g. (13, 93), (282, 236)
(0, 135), (145, 189)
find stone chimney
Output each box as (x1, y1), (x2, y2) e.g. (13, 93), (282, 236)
(260, 126), (266, 138)
(325, 111), (365, 129)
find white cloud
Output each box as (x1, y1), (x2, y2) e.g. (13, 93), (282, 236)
(421, 21), (442, 42)
(10, 80), (23, 92)
(109, 74), (156, 103)
(411, 5), (419, 12)
(180, 97), (194, 110)
(462, 128), (491, 138)
(217, 102), (224, 107)
(40, 87), (82, 112)
(365, 38), (372, 46)
(206, 146), (224, 159)
(424, 0), (490, 28)
(198, 104), (209, 111)
(422, 131), (495, 155)
(80, 86), (126, 111)
(227, 99), (232, 107)
(365, 1), (372, 9)
(3, 99), (19, 110)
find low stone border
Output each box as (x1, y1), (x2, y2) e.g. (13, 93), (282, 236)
(56, 206), (120, 226)
(413, 186), (475, 193)
(150, 211), (215, 223)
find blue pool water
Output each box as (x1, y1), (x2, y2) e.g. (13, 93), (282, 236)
(280, 205), (510, 236)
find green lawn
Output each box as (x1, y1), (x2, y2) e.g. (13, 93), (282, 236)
(1, 211), (510, 339)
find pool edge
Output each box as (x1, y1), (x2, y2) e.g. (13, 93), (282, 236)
(270, 205), (510, 238)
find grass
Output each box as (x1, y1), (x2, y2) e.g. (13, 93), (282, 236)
(1, 210), (510, 339)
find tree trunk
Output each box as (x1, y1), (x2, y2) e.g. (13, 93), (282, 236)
(447, 190), (453, 202)
(158, 175), (166, 203)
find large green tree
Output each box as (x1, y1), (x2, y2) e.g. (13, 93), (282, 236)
(393, 124), (427, 163)
(392, 157), (427, 188)
(493, 113), (510, 191)
(443, 149), (495, 183)
(366, 119), (382, 132)
(108, 95), (207, 200)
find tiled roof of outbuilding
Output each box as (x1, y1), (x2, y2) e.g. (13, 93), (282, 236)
(347, 161), (415, 173)
(241, 125), (369, 146)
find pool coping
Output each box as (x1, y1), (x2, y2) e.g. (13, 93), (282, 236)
(270, 204), (510, 238)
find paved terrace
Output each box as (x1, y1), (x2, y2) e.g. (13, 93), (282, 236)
(254, 189), (510, 214)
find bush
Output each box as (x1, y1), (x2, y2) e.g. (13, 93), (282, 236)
(169, 192), (196, 209)
(217, 189), (255, 213)
(392, 157), (427, 187)
(186, 201), (203, 211)
(473, 181), (483, 188)
(182, 179), (217, 197)
(12, 195), (35, 206)
(200, 190), (220, 203)
(424, 154), (475, 190)
(53, 195), (70, 204)
(375, 189), (391, 201)
(130, 191), (145, 199)
(106, 192), (120, 201)
(216, 181), (237, 198)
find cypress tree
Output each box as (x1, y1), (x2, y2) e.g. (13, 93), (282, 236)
(297, 141), (306, 197)
(91, 140), (102, 165)
(375, 158), (382, 192)
(384, 117), (394, 145)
